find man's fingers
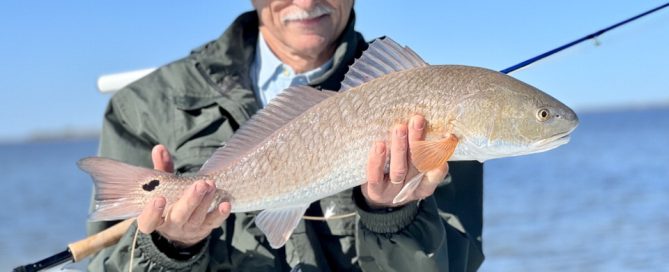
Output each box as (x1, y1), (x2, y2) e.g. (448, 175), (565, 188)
(137, 197), (166, 234)
(388, 125), (409, 186)
(407, 115), (445, 199)
(408, 115), (426, 143)
(169, 181), (210, 226)
(407, 115), (426, 171)
(363, 141), (386, 204)
(203, 202), (232, 228)
(361, 116), (440, 208)
(152, 144), (174, 173)
(366, 141), (386, 185)
(187, 180), (217, 227)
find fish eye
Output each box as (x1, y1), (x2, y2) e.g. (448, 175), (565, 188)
(537, 108), (550, 121)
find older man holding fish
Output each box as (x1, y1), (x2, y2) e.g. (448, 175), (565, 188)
(86, 0), (489, 271)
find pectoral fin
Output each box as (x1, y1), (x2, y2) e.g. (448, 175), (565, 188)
(392, 136), (458, 204)
(254, 204), (309, 249)
(411, 135), (459, 173)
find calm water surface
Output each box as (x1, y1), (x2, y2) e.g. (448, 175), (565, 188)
(1, 107), (667, 271)
(482, 107), (669, 271)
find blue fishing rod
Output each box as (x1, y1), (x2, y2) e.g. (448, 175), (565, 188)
(12, 2), (669, 272)
(500, 2), (669, 74)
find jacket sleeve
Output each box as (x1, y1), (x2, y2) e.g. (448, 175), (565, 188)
(353, 180), (483, 272)
(86, 93), (211, 271)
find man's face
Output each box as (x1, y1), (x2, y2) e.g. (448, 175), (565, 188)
(252, 0), (353, 57)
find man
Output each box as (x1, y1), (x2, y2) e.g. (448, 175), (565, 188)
(88, 0), (484, 271)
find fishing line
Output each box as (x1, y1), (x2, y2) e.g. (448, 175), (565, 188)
(303, 212), (357, 221)
(129, 224), (140, 272)
(500, 2), (669, 74)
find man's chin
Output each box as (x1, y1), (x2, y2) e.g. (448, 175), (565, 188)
(287, 36), (332, 54)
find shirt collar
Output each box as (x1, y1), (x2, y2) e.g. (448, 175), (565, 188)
(253, 32), (333, 90)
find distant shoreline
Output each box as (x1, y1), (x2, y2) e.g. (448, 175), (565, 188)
(27, 131), (100, 143)
(0, 129), (100, 145)
(575, 101), (669, 114)
(1, 103), (667, 145)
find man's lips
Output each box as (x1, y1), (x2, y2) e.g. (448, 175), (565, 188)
(287, 14), (329, 26)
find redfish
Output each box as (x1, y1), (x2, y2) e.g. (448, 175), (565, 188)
(79, 37), (578, 248)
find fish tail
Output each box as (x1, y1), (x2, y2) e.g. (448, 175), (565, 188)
(78, 157), (171, 221)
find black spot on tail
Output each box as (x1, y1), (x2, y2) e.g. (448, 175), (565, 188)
(142, 180), (160, 192)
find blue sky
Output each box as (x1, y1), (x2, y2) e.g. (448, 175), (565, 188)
(1, 1), (668, 141)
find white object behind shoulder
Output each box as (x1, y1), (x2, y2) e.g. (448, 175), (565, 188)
(97, 68), (157, 93)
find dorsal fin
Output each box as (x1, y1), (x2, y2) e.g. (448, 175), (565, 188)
(340, 37), (428, 91)
(198, 86), (337, 175)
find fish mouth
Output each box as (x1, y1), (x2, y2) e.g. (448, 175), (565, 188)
(552, 133), (571, 145)
(533, 130), (574, 150)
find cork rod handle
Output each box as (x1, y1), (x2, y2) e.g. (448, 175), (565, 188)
(68, 218), (135, 262)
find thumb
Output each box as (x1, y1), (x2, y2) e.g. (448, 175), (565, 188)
(137, 197), (166, 234)
(152, 144), (174, 173)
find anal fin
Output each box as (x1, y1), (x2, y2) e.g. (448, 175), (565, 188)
(254, 204), (309, 249)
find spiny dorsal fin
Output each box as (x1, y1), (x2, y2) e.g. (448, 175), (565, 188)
(198, 86), (337, 175)
(340, 37), (428, 91)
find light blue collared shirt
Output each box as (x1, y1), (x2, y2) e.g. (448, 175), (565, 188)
(250, 32), (333, 107)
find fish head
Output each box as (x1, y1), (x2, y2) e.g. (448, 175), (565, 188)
(449, 66), (579, 161)
(510, 89), (579, 154)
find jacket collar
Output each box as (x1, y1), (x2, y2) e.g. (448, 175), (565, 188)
(180, 10), (364, 122)
(192, 11), (259, 92)
(309, 10), (363, 90)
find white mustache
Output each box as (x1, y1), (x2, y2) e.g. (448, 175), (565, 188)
(282, 5), (333, 23)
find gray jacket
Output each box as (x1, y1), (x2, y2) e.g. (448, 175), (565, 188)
(87, 10), (484, 271)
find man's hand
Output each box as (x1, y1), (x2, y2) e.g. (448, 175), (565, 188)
(362, 115), (449, 209)
(136, 145), (232, 247)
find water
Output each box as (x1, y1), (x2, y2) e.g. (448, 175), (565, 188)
(1, 139), (97, 271)
(481, 107), (669, 271)
(1, 108), (667, 271)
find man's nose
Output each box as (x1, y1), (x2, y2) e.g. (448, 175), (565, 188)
(292, 0), (318, 10)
